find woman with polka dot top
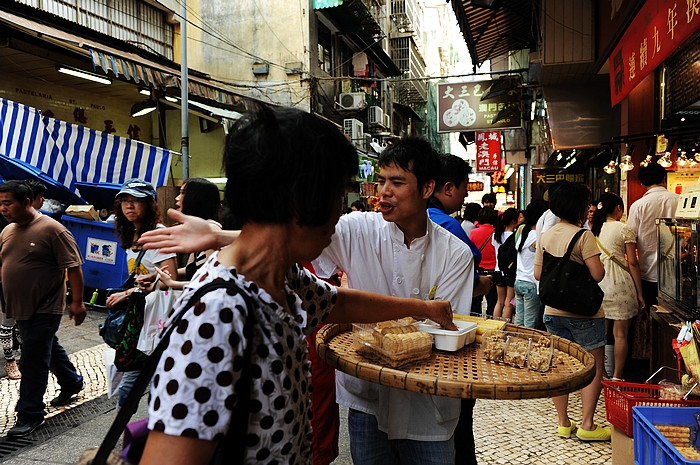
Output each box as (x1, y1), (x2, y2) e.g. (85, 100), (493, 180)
(139, 107), (457, 465)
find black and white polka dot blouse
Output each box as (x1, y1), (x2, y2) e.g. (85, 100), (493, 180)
(147, 252), (337, 464)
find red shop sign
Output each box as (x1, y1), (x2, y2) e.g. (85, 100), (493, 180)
(475, 131), (502, 172)
(609, 0), (700, 107)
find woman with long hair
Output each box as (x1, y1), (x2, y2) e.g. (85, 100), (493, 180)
(513, 200), (547, 328)
(492, 207), (520, 320)
(535, 182), (609, 441)
(105, 179), (178, 409)
(591, 192), (644, 379)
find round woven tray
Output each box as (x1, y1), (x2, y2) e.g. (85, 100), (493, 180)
(316, 323), (596, 400)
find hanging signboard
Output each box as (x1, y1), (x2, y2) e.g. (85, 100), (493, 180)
(437, 80), (521, 133)
(475, 131), (502, 172)
(609, 0), (700, 107)
(531, 169), (586, 200)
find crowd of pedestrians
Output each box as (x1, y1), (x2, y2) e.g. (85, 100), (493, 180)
(0, 104), (681, 463)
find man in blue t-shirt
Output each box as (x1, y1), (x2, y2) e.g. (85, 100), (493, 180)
(427, 153), (492, 465)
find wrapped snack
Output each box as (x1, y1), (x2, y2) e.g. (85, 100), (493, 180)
(527, 335), (554, 372)
(658, 380), (685, 400)
(503, 336), (531, 368)
(482, 331), (507, 362)
(352, 322), (432, 368)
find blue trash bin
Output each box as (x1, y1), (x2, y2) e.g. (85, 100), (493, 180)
(62, 215), (128, 291)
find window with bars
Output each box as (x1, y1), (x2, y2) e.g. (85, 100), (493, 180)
(16, 0), (174, 59)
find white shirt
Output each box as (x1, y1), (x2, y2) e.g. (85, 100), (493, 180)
(627, 186), (679, 282)
(313, 211), (474, 441)
(535, 209), (559, 242)
(461, 219), (476, 237)
(515, 229), (538, 284)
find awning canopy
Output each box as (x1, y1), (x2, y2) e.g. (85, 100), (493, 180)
(450, 1), (540, 68)
(0, 98), (174, 202)
(0, 9), (253, 111)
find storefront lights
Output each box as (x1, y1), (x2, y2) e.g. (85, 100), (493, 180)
(602, 160), (617, 174)
(56, 65), (111, 85)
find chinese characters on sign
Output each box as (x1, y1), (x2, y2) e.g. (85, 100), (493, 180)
(436, 80), (521, 133)
(609, 0), (700, 106)
(531, 169), (585, 201)
(467, 181), (485, 191)
(475, 131), (502, 173)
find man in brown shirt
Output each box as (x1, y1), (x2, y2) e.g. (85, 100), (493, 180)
(0, 180), (86, 437)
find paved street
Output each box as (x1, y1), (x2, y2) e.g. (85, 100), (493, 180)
(0, 310), (614, 464)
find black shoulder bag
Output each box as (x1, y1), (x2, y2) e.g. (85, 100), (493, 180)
(83, 279), (256, 465)
(539, 229), (604, 316)
(99, 248), (147, 348)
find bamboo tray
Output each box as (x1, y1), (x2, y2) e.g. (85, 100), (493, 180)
(316, 323), (595, 400)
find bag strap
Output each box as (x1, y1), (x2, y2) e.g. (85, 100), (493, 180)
(122, 248), (148, 289)
(92, 279), (255, 465)
(479, 231), (494, 252)
(561, 229), (587, 262)
(594, 237), (630, 273)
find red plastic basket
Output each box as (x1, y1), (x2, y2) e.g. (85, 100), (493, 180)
(602, 379), (700, 436)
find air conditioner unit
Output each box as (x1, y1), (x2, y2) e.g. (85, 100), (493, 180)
(343, 118), (364, 148)
(368, 106), (385, 128)
(339, 92), (366, 110)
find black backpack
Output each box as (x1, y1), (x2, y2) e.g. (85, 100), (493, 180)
(497, 226), (522, 280)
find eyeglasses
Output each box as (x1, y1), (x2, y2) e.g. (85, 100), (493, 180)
(120, 198), (146, 206)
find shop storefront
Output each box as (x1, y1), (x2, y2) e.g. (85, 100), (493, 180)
(602, 0), (700, 380)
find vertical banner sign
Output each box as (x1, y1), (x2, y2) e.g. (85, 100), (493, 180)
(609, 0), (700, 107)
(475, 131), (502, 172)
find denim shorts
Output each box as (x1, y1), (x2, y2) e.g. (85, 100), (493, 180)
(543, 315), (605, 351)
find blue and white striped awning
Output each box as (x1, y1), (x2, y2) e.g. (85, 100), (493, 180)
(0, 98), (174, 200)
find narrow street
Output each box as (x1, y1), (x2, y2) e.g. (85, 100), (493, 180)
(0, 311), (613, 464)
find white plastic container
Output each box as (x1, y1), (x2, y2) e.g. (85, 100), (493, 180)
(416, 320), (478, 351)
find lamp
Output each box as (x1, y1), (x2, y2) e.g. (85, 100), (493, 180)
(602, 148), (617, 174)
(619, 144), (635, 171)
(56, 65), (111, 85)
(657, 140), (674, 167)
(130, 99), (157, 117)
(640, 142), (655, 167)
(504, 165), (515, 180)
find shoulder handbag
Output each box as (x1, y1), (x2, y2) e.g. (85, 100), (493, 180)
(79, 279), (256, 465)
(114, 290), (148, 372)
(539, 229), (604, 316)
(99, 249), (147, 348)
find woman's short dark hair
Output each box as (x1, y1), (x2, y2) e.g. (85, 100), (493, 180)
(463, 203), (482, 222)
(180, 178), (220, 222)
(637, 162), (667, 187)
(477, 206), (498, 225)
(223, 106), (358, 227)
(549, 181), (591, 225)
(378, 136), (439, 191)
(350, 200), (366, 212)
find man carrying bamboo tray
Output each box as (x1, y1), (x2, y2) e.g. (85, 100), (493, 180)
(313, 136), (475, 465)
